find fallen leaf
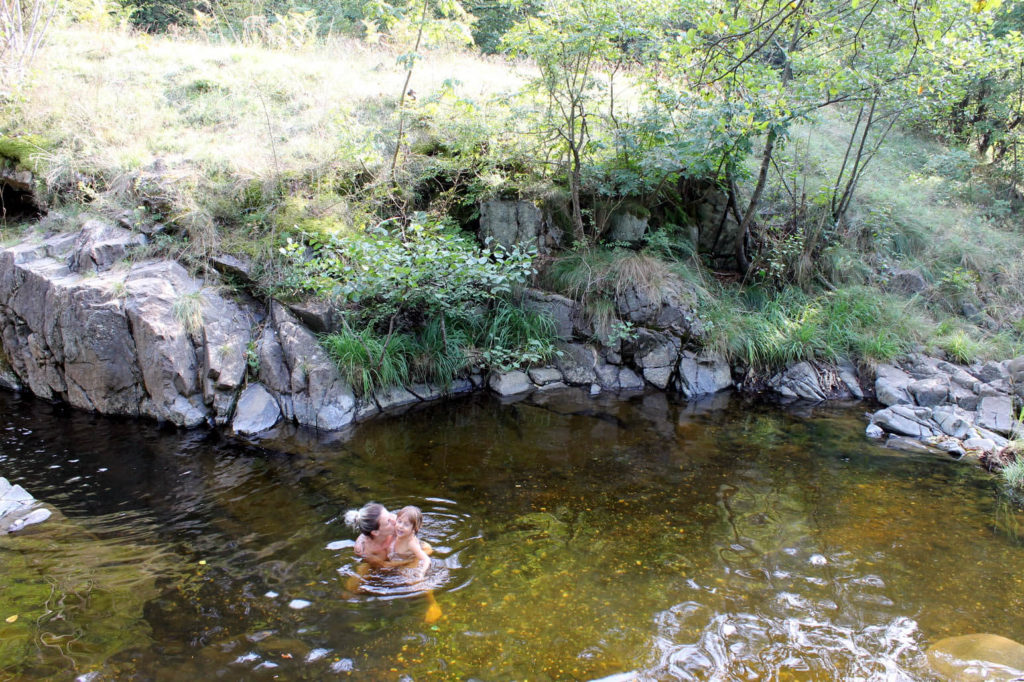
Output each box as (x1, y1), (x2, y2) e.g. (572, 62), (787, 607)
(5, 615), (17, 623)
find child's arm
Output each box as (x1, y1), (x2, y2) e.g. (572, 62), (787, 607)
(409, 538), (430, 578)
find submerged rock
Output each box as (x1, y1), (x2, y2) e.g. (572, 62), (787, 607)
(927, 633), (1024, 681)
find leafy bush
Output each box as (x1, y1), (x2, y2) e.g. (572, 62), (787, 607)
(284, 213), (535, 326)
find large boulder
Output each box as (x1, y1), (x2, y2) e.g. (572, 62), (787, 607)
(769, 361), (826, 402)
(232, 383), (281, 435)
(68, 219), (145, 274)
(271, 302), (355, 431)
(489, 370), (533, 396)
(605, 212), (648, 243)
(555, 342), (599, 386)
(875, 364), (913, 406)
(523, 289), (576, 341)
(977, 395), (1014, 435)
(124, 262), (207, 427)
(478, 200), (545, 251)
(871, 405), (941, 439)
(676, 351), (732, 399)
(201, 290), (253, 424)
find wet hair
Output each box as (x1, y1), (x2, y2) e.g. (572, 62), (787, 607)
(344, 502), (386, 537)
(397, 505), (422, 534)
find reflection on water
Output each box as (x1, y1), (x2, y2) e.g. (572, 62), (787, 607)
(0, 389), (1023, 679)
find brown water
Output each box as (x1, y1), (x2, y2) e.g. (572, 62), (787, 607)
(1, 387), (1023, 681)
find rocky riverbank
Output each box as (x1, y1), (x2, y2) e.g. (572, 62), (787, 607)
(0, 215), (1021, 463)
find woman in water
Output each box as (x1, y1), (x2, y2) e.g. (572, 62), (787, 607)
(344, 502), (396, 566)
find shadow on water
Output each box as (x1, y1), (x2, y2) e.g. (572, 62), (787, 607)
(0, 388), (1020, 680)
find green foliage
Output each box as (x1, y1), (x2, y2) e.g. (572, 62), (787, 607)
(283, 213), (535, 326)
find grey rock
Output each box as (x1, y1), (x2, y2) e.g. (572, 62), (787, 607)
(4, 507), (51, 533)
(949, 381), (980, 410)
(977, 395), (1014, 435)
(523, 289), (576, 341)
(676, 351), (732, 399)
(931, 405), (974, 439)
(969, 425), (1010, 449)
(478, 200), (543, 251)
(489, 370), (533, 396)
(643, 365), (674, 390)
(930, 438), (967, 458)
(595, 362), (620, 390)
(618, 367), (645, 391)
(908, 377), (949, 407)
(210, 253), (254, 284)
(201, 290), (252, 424)
(355, 398), (380, 421)
(885, 435), (941, 454)
(903, 353), (943, 379)
(125, 262), (207, 427)
(885, 268), (929, 295)
(528, 367), (563, 386)
(963, 437), (998, 454)
(407, 383), (443, 401)
(866, 423), (885, 439)
(589, 383), (601, 395)
(979, 381), (1010, 397)
(874, 364), (913, 406)
(537, 381), (567, 391)
(605, 212), (648, 242)
(286, 299), (338, 334)
(837, 360), (864, 400)
(871, 404), (940, 439)
(272, 302), (355, 431)
(448, 378), (476, 394)
(231, 383), (281, 435)
(769, 361), (826, 402)
(555, 343), (598, 385)
(632, 329), (679, 369)
(68, 219), (145, 273)
(372, 385), (420, 411)
(974, 360), (1006, 384)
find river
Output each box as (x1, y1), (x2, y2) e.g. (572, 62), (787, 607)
(1, 387), (1022, 680)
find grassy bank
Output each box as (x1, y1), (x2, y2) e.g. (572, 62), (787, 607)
(3, 23), (1023, 387)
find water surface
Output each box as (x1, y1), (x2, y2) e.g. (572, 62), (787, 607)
(0, 388), (1022, 680)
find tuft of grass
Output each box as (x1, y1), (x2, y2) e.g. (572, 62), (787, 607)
(1002, 446), (1024, 491)
(321, 327), (414, 396)
(172, 291), (204, 333)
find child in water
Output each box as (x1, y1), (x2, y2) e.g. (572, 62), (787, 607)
(391, 505), (442, 623)
(390, 506), (431, 577)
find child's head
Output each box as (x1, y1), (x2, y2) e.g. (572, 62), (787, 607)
(396, 505), (422, 535)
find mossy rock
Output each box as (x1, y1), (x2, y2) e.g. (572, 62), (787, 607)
(0, 134), (49, 169)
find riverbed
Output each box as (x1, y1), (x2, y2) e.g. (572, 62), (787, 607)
(1, 387), (1022, 680)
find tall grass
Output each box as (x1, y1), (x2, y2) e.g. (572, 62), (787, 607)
(701, 286), (930, 369)
(321, 327), (414, 396)
(1002, 446), (1024, 491)
(322, 299), (559, 395)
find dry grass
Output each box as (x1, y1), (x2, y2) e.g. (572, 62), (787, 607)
(4, 25), (531, 233)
